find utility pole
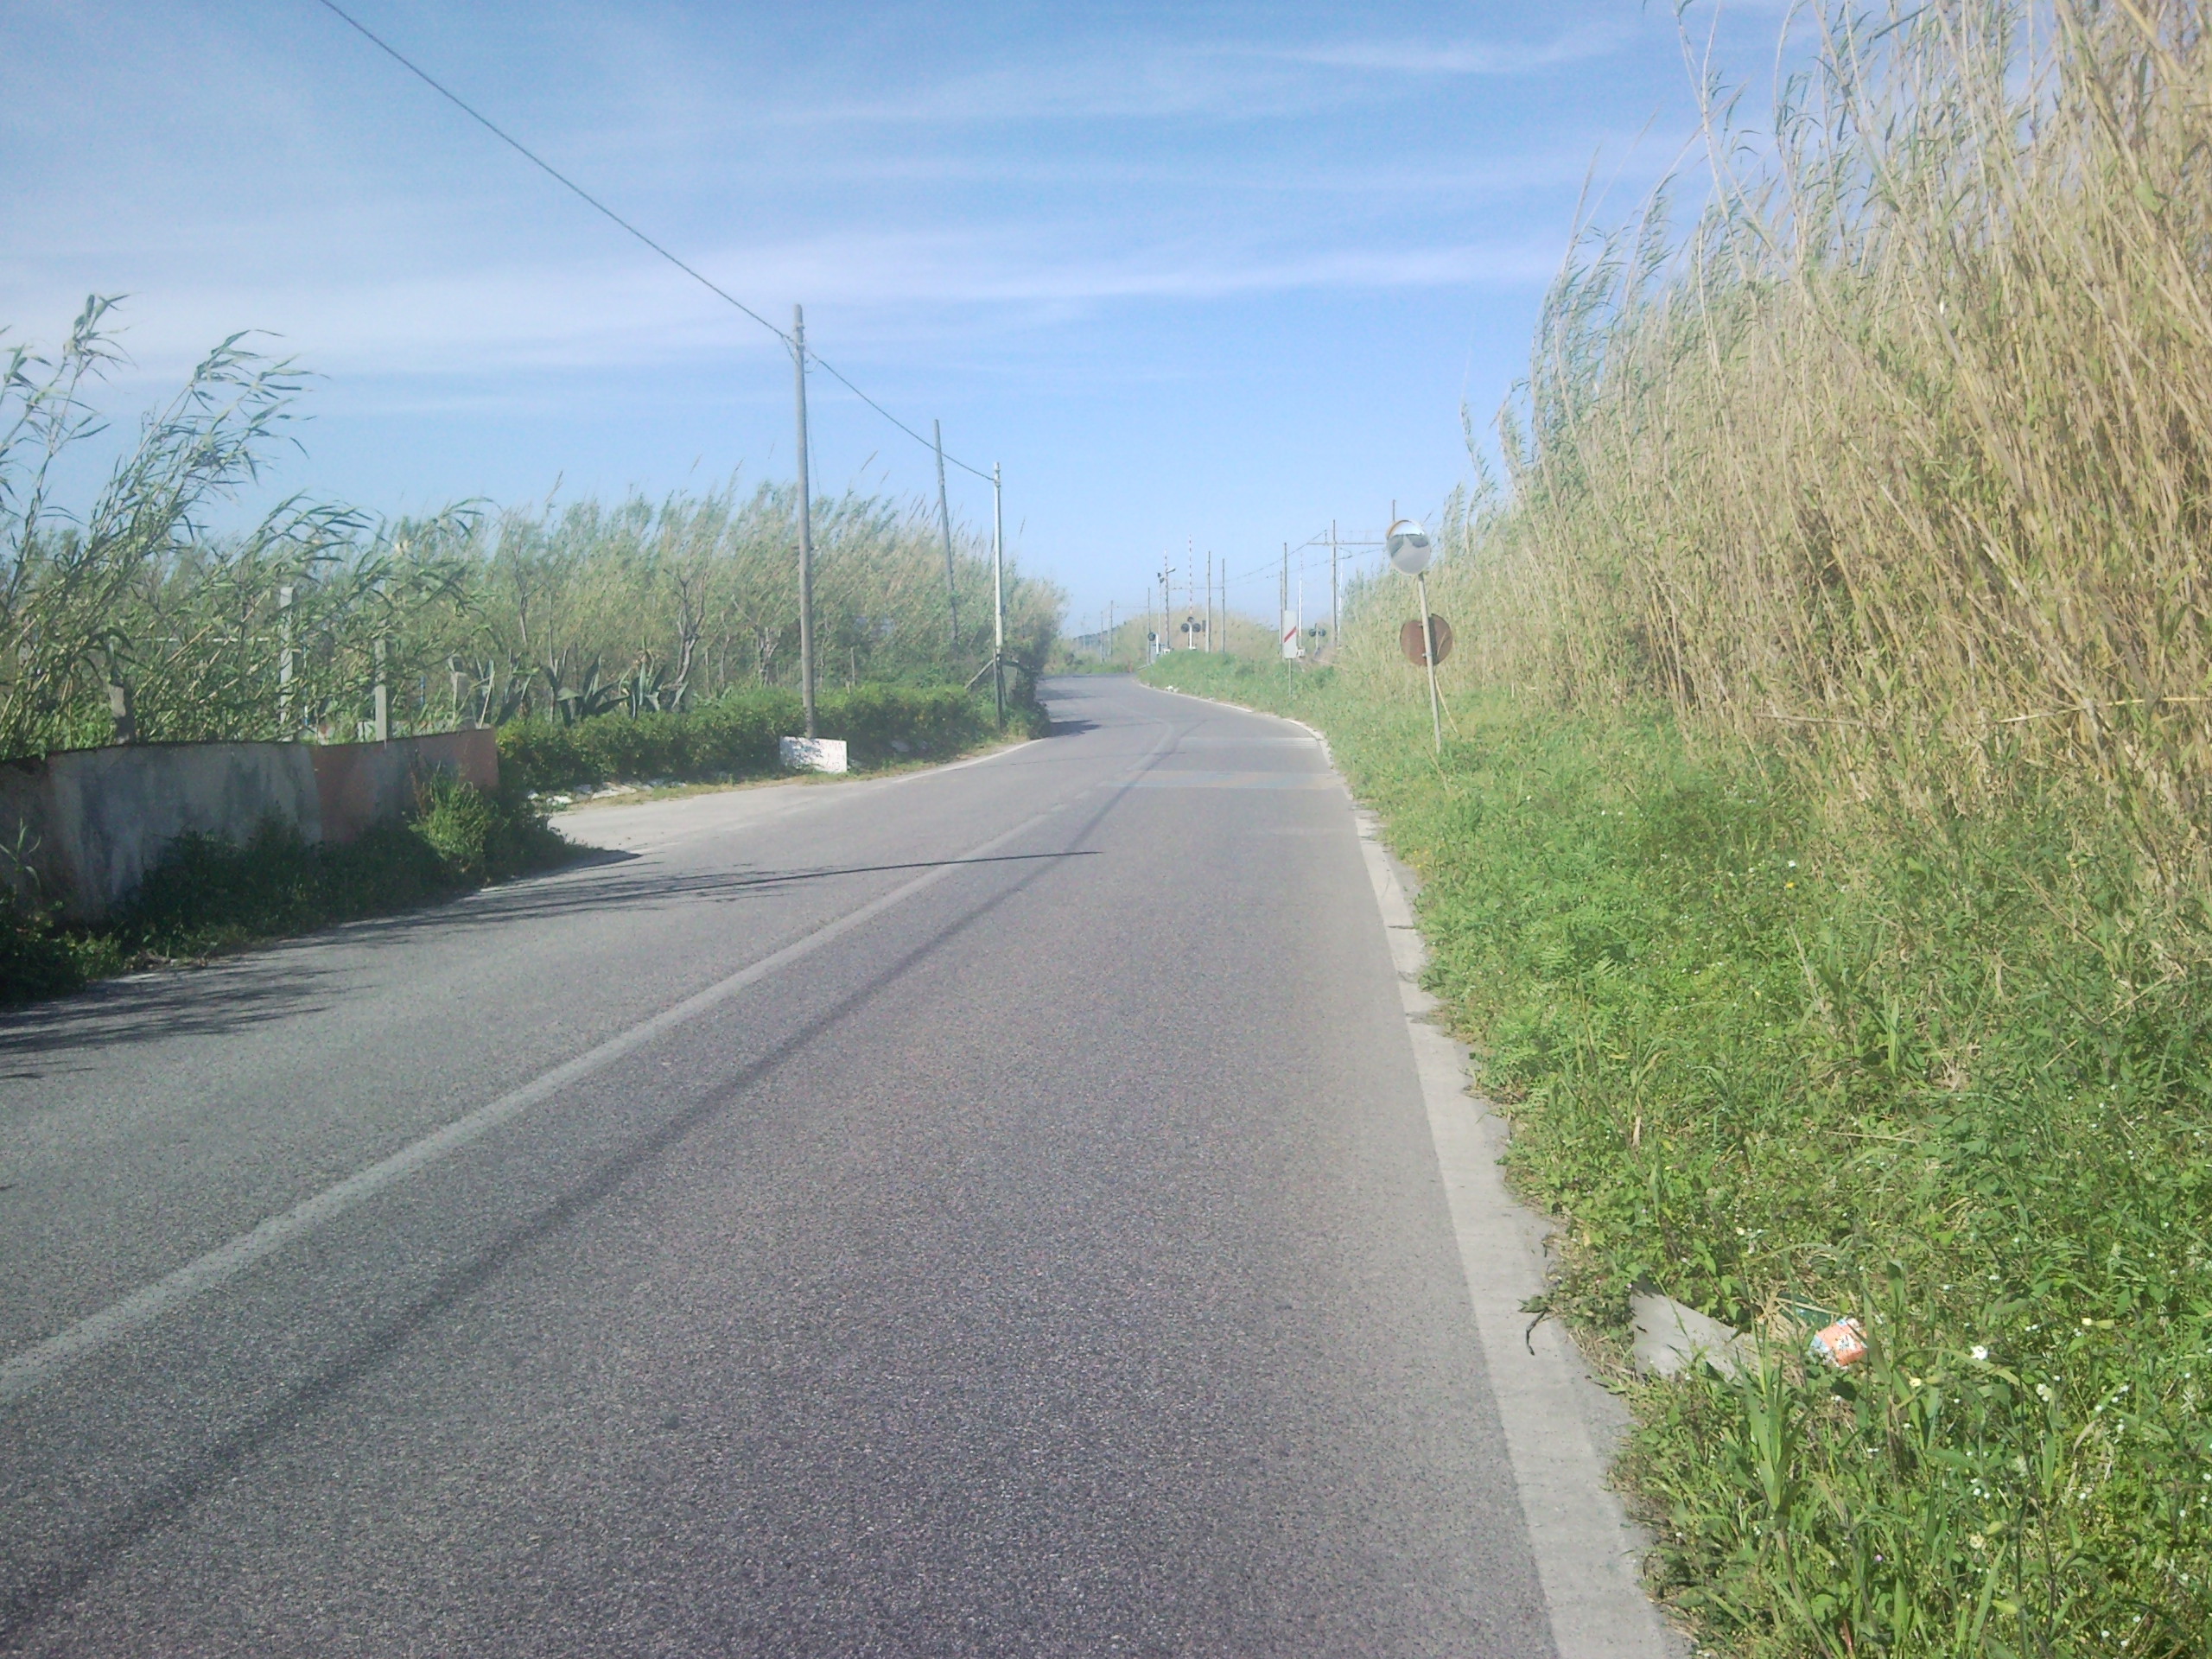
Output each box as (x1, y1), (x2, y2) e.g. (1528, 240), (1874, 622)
(372, 637), (390, 743)
(1205, 550), (1213, 653)
(991, 461), (1005, 724)
(934, 418), (960, 659)
(793, 304), (817, 740)
(1108, 601), (1115, 665)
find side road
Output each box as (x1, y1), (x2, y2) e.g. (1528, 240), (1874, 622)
(1, 676), (1670, 1656)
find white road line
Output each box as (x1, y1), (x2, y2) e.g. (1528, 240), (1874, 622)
(1141, 678), (1675, 1651)
(0, 798), (1061, 1408)
(1352, 810), (1679, 1659)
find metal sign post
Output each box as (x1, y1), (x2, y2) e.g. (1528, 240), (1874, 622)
(1388, 518), (1443, 753)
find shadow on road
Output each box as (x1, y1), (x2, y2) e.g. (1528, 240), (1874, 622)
(0, 961), (343, 1064)
(0, 849), (1101, 1059)
(0, 788), (1113, 1645)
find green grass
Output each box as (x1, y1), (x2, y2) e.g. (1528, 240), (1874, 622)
(1146, 652), (2212, 1659)
(0, 774), (569, 1006)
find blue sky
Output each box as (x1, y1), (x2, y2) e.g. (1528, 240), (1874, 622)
(3, 1), (1787, 627)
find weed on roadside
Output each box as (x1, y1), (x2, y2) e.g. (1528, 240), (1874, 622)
(0, 777), (569, 1005)
(1145, 655), (2212, 1656)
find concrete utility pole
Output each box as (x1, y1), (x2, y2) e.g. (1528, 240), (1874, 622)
(934, 419), (960, 658)
(1205, 550), (1213, 653)
(372, 638), (390, 743)
(793, 304), (817, 740)
(991, 461), (1005, 724)
(104, 645), (135, 745)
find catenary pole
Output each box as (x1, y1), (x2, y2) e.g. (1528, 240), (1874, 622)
(1331, 520), (1339, 651)
(934, 419), (960, 658)
(794, 304), (817, 740)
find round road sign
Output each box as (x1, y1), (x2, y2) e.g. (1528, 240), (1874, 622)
(1400, 614), (1454, 667)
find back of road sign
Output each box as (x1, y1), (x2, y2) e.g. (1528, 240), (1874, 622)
(1400, 614), (1454, 667)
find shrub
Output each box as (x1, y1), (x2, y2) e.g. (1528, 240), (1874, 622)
(412, 772), (564, 884)
(498, 682), (1018, 791)
(0, 898), (95, 1004)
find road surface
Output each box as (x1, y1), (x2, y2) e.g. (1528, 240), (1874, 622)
(0, 677), (1659, 1656)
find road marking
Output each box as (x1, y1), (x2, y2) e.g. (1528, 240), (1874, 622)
(0, 797), (1063, 1408)
(1352, 810), (1679, 1659)
(1120, 770), (1335, 789)
(1138, 677), (1675, 1652)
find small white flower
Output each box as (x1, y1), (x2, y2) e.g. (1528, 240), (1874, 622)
(2037, 1382), (2056, 1402)
(1971, 1345), (1988, 1362)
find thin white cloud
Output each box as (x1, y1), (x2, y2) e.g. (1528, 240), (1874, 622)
(735, 23), (1637, 130)
(5, 222), (1558, 390)
(1266, 26), (1630, 76)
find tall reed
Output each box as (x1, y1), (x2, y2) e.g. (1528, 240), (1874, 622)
(0, 303), (1061, 757)
(1371, 0), (2212, 893)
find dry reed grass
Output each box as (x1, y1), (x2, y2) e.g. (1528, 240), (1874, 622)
(1383, 0), (2212, 895)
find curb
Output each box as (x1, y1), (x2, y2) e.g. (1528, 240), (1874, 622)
(1144, 675), (1679, 1658)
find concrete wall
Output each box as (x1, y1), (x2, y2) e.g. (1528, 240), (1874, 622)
(0, 729), (499, 920)
(312, 728), (498, 845)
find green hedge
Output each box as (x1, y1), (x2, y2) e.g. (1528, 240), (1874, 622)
(498, 683), (1037, 792)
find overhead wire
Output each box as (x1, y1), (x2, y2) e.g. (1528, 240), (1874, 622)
(312, 0), (995, 484)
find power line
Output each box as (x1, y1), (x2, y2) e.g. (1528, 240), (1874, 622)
(313, 0), (994, 485)
(315, 0), (785, 343)
(810, 357), (993, 483)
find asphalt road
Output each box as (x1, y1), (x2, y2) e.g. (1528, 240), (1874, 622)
(0, 676), (1645, 1656)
